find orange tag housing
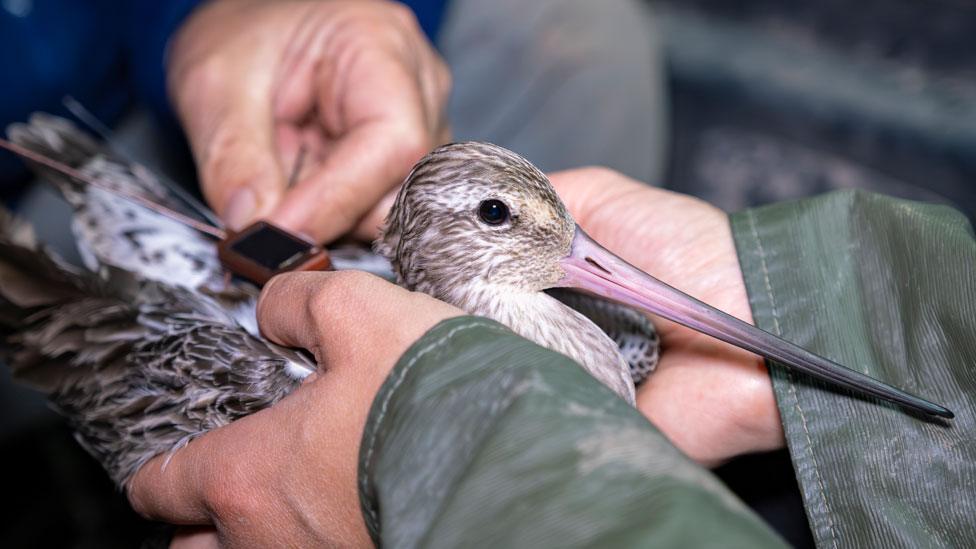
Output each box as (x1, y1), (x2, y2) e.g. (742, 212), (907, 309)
(218, 221), (331, 285)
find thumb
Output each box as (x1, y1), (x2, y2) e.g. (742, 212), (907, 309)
(178, 88), (286, 231)
(351, 186), (399, 242)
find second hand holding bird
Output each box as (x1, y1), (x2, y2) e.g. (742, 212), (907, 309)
(548, 167), (784, 466)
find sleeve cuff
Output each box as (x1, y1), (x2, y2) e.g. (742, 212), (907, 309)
(730, 189), (976, 547)
(358, 316), (785, 547)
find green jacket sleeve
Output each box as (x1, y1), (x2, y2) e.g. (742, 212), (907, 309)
(358, 317), (786, 548)
(730, 189), (976, 547)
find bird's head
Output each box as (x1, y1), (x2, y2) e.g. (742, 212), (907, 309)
(377, 142), (575, 297)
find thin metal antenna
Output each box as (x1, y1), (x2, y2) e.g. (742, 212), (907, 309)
(287, 144), (308, 190)
(0, 138), (226, 240)
(62, 96), (225, 229)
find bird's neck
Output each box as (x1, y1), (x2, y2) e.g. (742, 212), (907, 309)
(442, 283), (636, 404)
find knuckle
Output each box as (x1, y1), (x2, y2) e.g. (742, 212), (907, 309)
(386, 1), (420, 30)
(435, 58), (453, 97)
(332, 269), (378, 293)
(257, 273), (291, 319)
(260, 272), (333, 331)
(171, 55), (227, 109)
(305, 271), (373, 325)
(579, 165), (626, 181)
(306, 281), (337, 324)
(391, 123), (432, 166)
(203, 467), (262, 525)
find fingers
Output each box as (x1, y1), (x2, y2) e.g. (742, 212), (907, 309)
(166, 0), (298, 232)
(174, 71), (285, 231)
(269, 118), (429, 244)
(636, 342), (781, 467)
(351, 186), (399, 242)
(128, 387), (326, 547)
(548, 167), (654, 228)
(130, 277), (459, 539)
(547, 167), (730, 280)
(256, 270), (388, 353)
(257, 271), (461, 369)
(268, 7), (450, 243)
(269, 57), (436, 242)
(127, 423), (223, 524)
(129, 408), (293, 530)
(169, 0), (450, 243)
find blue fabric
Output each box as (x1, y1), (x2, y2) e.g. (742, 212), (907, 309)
(407, 0), (449, 42)
(0, 0), (202, 186)
(0, 0), (449, 188)
(121, 0), (206, 128)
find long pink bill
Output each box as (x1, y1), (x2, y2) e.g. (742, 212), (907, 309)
(556, 228), (953, 419)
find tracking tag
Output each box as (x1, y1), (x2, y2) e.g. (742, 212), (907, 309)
(218, 221), (331, 285)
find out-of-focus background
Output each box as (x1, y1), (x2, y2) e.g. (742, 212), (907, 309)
(1, 0), (974, 547)
(659, 0), (975, 222)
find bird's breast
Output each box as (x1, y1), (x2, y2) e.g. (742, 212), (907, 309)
(451, 287), (636, 405)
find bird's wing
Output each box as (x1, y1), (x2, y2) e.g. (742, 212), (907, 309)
(0, 208), (314, 487)
(6, 113), (395, 300)
(549, 289), (660, 385)
(7, 113), (226, 291)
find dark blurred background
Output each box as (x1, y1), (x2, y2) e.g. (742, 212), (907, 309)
(660, 0), (976, 221)
(2, 0), (974, 547)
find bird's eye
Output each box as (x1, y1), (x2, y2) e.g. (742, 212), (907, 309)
(478, 199), (510, 225)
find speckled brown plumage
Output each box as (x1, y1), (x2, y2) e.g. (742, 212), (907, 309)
(0, 116), (318, 487)
(0, 208), (311, 486)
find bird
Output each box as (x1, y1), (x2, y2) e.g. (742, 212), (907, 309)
(377, 141), (954, 418)
(0, 115), (662, 487)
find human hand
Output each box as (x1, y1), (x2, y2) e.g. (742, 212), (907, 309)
(549, 168), (785, 466)
(128, 271), (461, 548)
(168, 0), (451, 242)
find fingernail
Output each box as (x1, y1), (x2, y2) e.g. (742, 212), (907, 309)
(224, 188), (256, 231)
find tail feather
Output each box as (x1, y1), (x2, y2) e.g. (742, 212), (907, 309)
(0, 206), (130, 390)
(6, 114), (227, 290)
(6, 113), (174, 207)
(0, 208), (95, 312)
(7, 113), (102, 172)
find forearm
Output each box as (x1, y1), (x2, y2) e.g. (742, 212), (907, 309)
(359, 316), (786, 547)
(731, 189), (976, 546)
